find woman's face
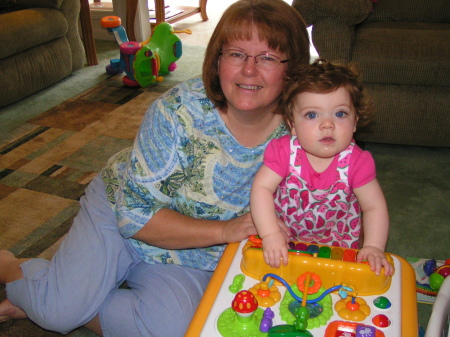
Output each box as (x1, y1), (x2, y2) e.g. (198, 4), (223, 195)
(218, 28), (288, 117)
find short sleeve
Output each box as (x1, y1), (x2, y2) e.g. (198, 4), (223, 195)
(263, 135), (290, 178)
(105, 90), (188, 238)
(348, 146), (376, 188)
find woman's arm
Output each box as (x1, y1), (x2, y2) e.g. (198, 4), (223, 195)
(353, 178), (393, 275)
(131, 209), (257, 249)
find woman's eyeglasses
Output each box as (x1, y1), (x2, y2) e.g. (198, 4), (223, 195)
(219, 49), (288, 71)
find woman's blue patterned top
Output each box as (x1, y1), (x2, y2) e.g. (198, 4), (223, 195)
(102, 76), (287, 271)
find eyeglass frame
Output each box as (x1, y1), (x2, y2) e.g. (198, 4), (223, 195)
(219, 49), (289, 69)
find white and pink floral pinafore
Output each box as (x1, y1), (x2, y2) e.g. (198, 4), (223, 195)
(274, 136), (361, 248)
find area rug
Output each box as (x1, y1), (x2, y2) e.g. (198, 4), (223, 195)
(0, 75), (179, 336)
(0, 75), (177, 258)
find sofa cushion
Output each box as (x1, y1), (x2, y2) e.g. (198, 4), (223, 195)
(367, 0), (450, 23)
(355, 83), (450, 147)
(0, 8), (68, 59)
(352, 22), (450, 86)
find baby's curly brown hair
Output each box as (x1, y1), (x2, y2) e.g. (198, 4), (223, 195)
(280, 58), (374, 131)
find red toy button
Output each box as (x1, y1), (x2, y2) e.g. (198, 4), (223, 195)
(372, 314), (391, 327)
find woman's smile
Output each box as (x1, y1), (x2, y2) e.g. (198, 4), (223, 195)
(236, 83), (263, 90)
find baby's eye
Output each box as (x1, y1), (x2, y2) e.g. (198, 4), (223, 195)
(305, 112), (317, 119)
(335, 111), (347, 118)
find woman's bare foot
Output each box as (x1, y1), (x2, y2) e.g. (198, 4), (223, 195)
(0, 251), (29, 323)
(0, 299), (27, 322)
(0, 250), (28, 284)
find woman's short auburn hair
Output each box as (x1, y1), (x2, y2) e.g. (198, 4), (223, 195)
(280, 59), (374, 131)
(202, 0), (310, 112)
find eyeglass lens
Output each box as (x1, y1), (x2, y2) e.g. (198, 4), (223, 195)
(221, 50), (287, 70)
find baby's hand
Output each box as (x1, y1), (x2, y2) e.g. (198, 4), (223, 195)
(357, 246), (394, 276)
(262, 232), (289, 268)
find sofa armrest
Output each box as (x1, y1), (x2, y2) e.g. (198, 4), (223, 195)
(292, 0), (372, 26)
(59, 0), (85, 70)
(292, 0), (372, 63)
(13, 0), (63, 9)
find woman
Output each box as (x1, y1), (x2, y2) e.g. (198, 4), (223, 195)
(0, 0), (310, 335)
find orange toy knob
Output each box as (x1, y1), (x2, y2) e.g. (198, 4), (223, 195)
(100, 16), (122, 28)
(346, 300), (360, 311)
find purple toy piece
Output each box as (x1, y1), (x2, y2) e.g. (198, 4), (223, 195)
(260, 307), (275, 333)
(356, 324), (376, 337)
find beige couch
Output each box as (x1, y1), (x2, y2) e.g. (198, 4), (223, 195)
(293, 0), (450, 147)
(0, 0), (85, 107)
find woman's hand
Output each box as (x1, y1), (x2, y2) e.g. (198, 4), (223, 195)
(357, 246), (394, 276)
(220, 213), (291, 245)
(220, 212), (258, 244)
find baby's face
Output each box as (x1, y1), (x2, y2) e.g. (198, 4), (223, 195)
(291, 87), (358, 160)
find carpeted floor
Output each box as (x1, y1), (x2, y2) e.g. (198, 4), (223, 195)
(0, 74), (184, 336)
(0, 43), (449, 337)
(0, 76), (178, 257)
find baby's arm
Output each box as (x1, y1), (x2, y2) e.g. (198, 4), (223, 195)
(250, 164), (288, 268)
(353, 179), (394, 276)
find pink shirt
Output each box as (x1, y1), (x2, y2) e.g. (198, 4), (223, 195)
(264, 135), (376, 190)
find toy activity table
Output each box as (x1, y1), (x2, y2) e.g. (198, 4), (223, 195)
(185, 238), (418, 337)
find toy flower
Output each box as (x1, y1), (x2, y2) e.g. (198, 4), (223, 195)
(335, 296), (371, 321)
(249, 279), (281, 307)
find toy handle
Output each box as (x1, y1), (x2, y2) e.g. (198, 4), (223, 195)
(173, 29), (192, 35)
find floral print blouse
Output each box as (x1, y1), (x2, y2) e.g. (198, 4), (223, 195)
(102, 76), (287, 271)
